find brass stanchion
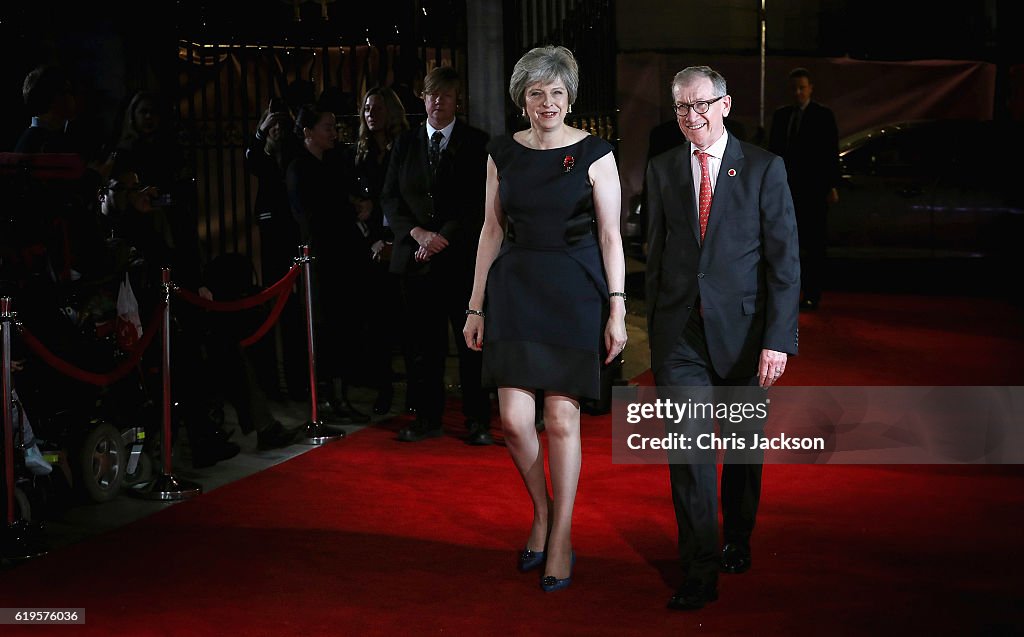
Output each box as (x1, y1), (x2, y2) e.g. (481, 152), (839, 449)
(297, 246), (344, 445)
(130, 269), (202, 500)
(1, 297), (47, 559)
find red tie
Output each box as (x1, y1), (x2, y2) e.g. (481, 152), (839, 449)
(695, 150), (713, 242)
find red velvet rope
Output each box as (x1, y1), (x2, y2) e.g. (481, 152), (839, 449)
(240, 277), (294, 348)
(18, 302), (165, 387)
(173, 264), (301, 311)
(16, 265), (302, 385)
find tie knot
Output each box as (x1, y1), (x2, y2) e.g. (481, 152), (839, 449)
(431, 131), (444, 145)
(694, 150), (710, 163)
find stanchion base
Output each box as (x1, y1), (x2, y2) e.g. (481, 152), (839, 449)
(128, 473), (203, 501)
(301, 420), (345, 445)
(1, 519), (48, 561)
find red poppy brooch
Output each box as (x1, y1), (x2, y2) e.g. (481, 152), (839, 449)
(563, 155), (575, 174)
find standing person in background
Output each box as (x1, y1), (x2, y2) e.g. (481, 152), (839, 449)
(646, 65), (799, 610)
(247, 98), (299, 292)
(351, 87), (410, 416)
(463, 46), (626, 592)
(245, 97), (305, 401)
(114, 91), (202, 290)
(382, 67), (494, 446)
(768, 67), (840, 311)
(287, 104), (369, 423)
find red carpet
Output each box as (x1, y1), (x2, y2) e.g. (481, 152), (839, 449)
(1, 292), (1023, 635)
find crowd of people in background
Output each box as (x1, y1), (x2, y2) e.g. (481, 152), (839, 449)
(0, 60), (511, 484)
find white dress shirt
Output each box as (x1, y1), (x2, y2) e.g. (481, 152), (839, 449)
(425, 119), (456, 153)
(689, 131), (730, 220)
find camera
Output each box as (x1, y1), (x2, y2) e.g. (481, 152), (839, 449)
(269, 97), (287, 115)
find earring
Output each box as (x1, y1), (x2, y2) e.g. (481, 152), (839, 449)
(521, 107), (526, 117)
(568, 104), (572, 114)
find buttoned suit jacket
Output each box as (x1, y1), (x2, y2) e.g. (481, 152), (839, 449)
(645, 132), (801, 377)
(381, 119), (489, 279)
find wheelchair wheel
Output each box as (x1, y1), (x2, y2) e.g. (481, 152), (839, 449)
(76, 422), (126, 502)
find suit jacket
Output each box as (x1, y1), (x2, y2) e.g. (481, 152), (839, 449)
(768, 101), (840, 199)
(645, 132), (801, 377)
(381, 119), (489, 277)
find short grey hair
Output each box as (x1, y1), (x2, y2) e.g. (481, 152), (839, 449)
(671, 66), (728, 97)
(509, 46), (579, 108)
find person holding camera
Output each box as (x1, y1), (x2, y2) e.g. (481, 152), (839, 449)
(245, 99), (305, 401)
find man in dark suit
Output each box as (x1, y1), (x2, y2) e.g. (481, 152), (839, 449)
(768, 67), (840, 311)
(382, 66), (493, 445)
(645, 66), (800, 611)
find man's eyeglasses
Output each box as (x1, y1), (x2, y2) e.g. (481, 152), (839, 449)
(672, 95), (725, 116)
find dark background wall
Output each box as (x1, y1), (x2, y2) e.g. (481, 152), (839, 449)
(4, 0), (1021, 270)
(617, 0), (1020, 62)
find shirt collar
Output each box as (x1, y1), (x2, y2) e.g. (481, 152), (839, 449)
(426, 119), (456, 142)
(698, 130), (729, 160)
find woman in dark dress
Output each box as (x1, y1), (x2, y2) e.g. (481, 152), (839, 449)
(351, 87), (409, 414)
(463, 46), (627, 592)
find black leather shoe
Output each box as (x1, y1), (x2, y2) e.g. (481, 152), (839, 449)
(799, 298), (819, 311)
(373, 387), (394, 415)
(667, 579), (718, 611)
(464, 420), (494, 446)
(720, 543), (752, 574)
(321, 400), (371, 425)
(336, 400), (371, 424)
(257, 421), (299, 451)
(192, 438), (241, 469)
(397, 420), (442, 442)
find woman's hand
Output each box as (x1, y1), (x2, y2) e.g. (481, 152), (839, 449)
(370, 240), (385, 261)
(463, 314), (484, 351)
(603, 314), (627, 365)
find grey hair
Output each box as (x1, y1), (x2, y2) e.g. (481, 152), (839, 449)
(509, 46), (579, 108)
(671, 66), (728, 97)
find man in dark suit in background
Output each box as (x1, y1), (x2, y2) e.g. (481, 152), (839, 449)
(645, 66), (800, 610)
(768, 67), (840, 311)
(382, 66), (493, 445)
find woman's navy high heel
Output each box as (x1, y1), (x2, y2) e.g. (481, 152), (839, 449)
(518, 548), (546, 572)
(540, 551), (575, 592)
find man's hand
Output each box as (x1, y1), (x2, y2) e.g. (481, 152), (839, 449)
(355, 199), (372, 222)
(758, 349), (788, 388)
(411, 228), (449, 257)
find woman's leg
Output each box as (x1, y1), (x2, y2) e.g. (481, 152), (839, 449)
(543, 393), (582, 579)
(498, 387), (550, 552)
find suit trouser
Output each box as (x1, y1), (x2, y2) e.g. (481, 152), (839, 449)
(793, 190), (827, 303)
(400, 268), (491, 427)
(653, 311), (764, 587)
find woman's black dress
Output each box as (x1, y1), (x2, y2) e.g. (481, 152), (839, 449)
(482, 134), (613, 400)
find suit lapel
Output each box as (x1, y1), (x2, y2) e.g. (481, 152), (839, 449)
(416, 125), (431, 182)
(444, 120), (464, 162)
(704, 132), (744, 246)
(671, 143), (701, 244)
